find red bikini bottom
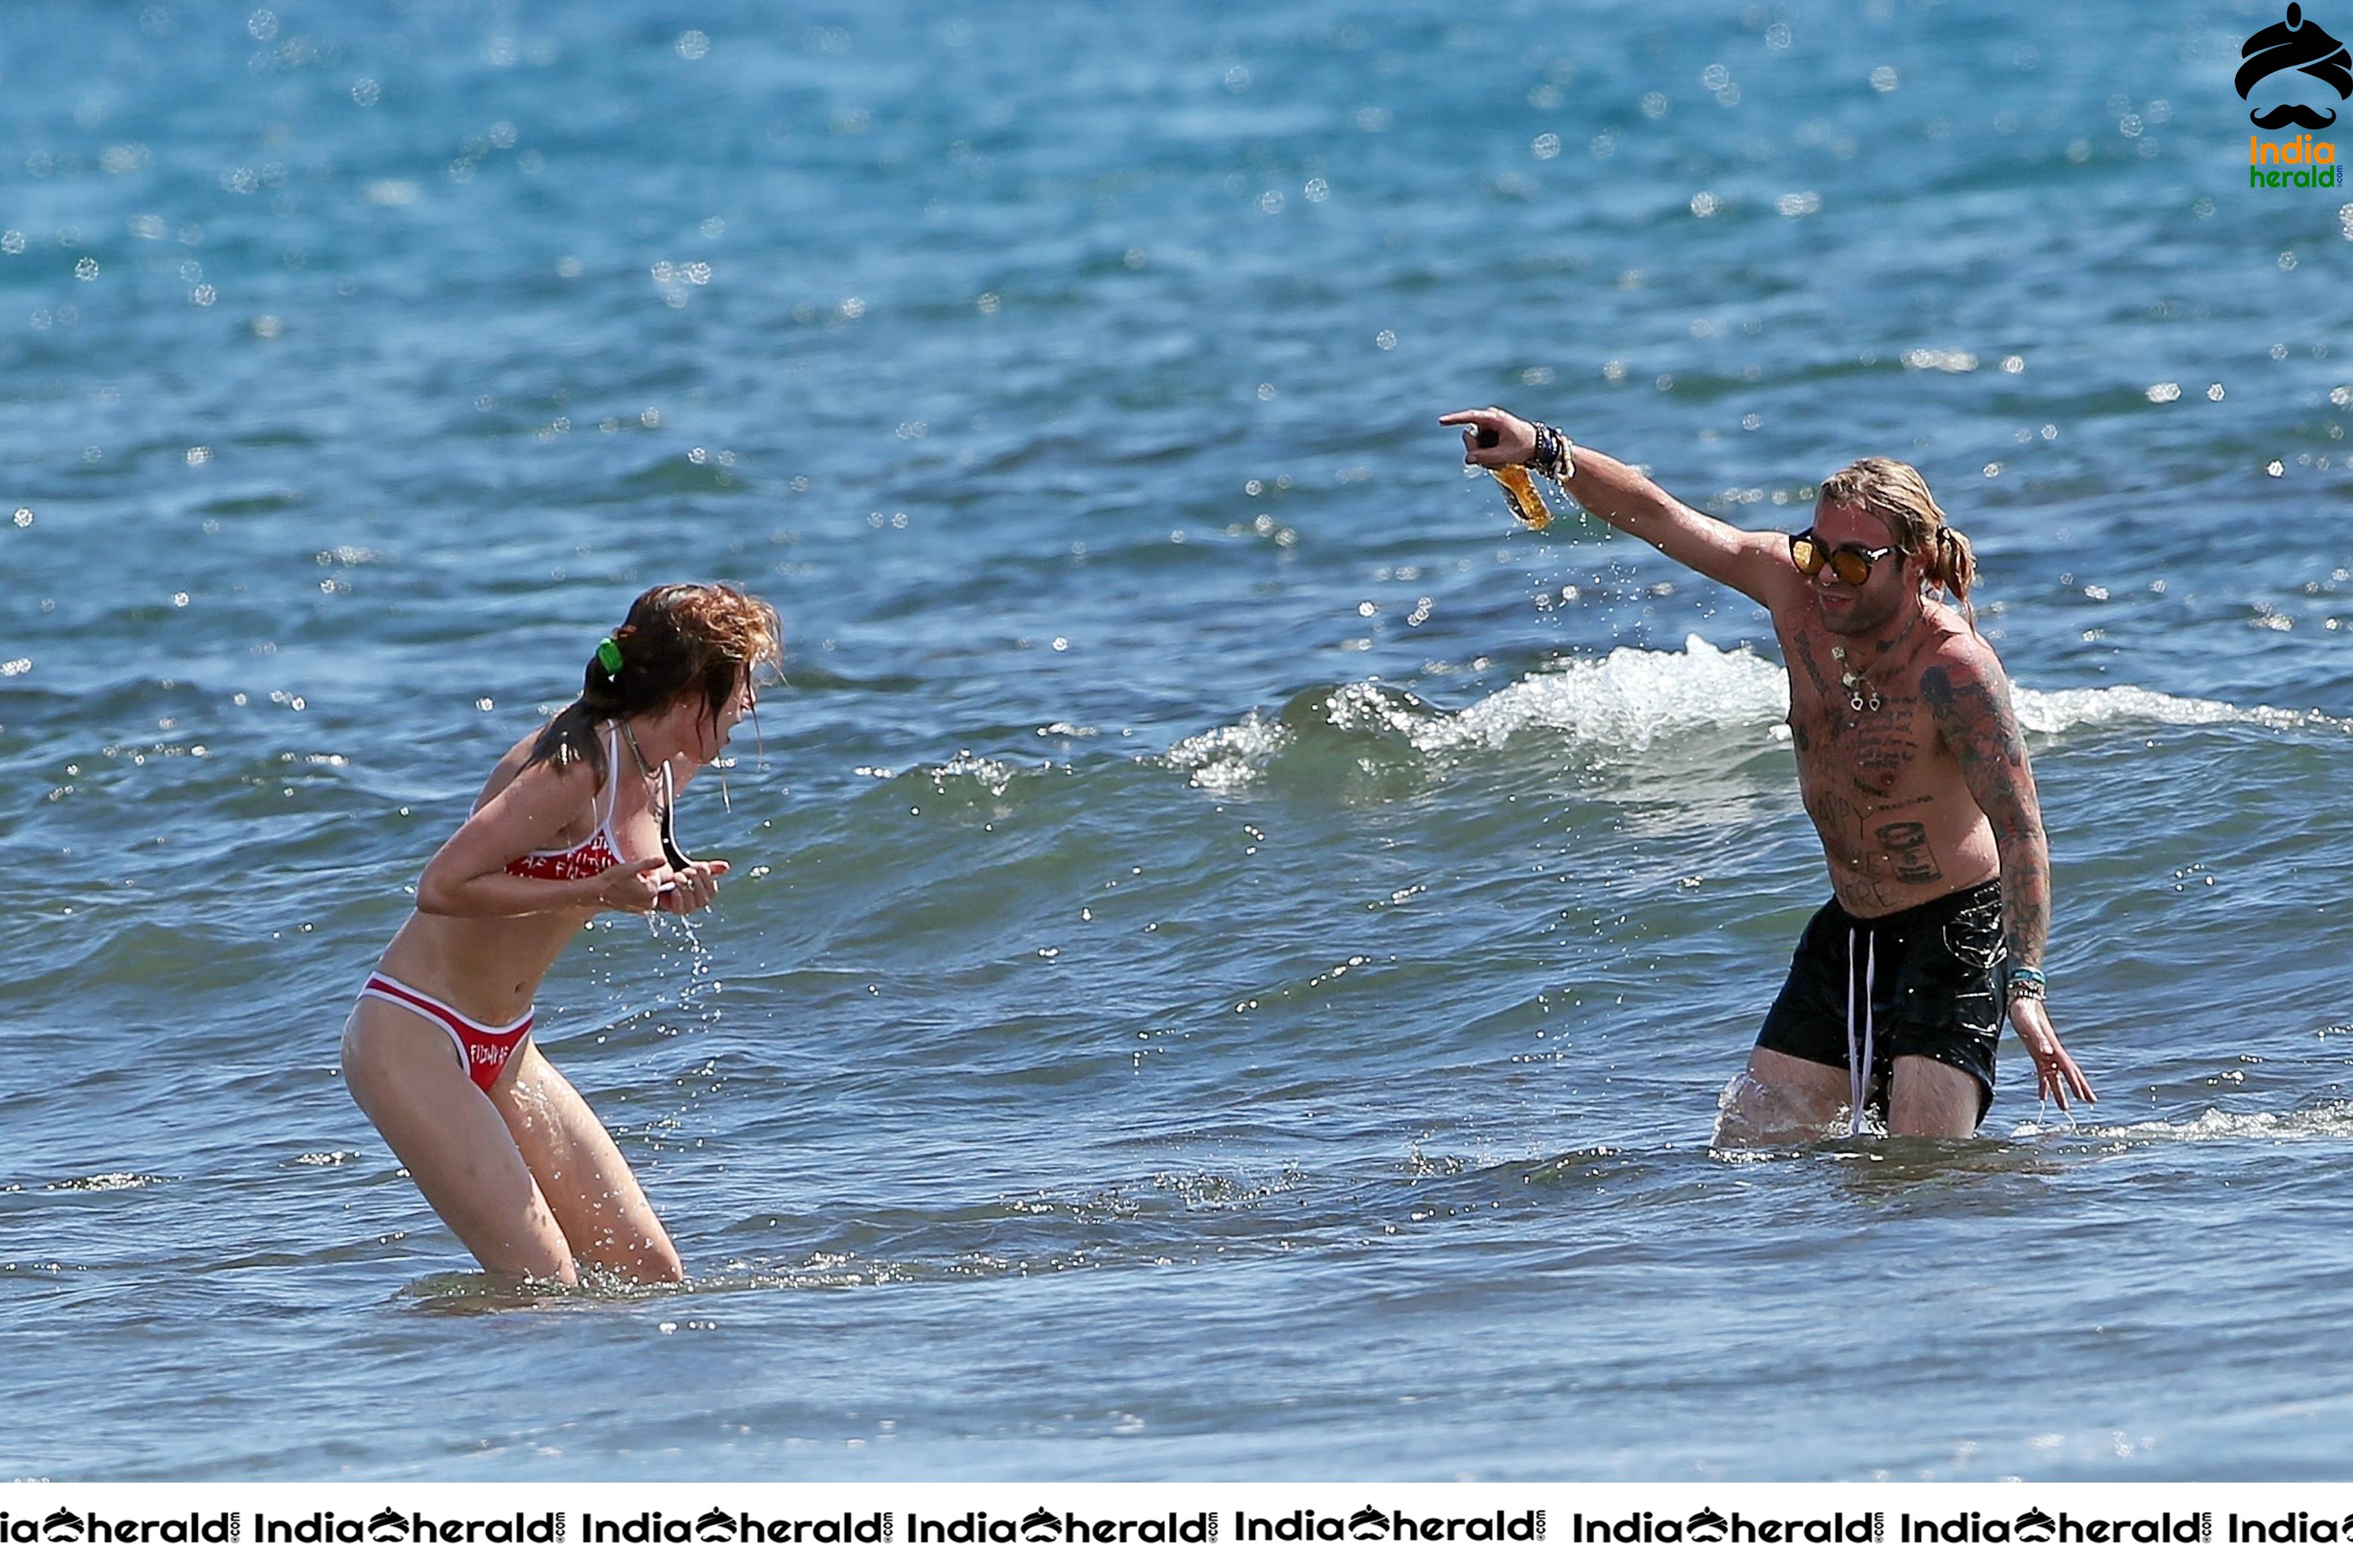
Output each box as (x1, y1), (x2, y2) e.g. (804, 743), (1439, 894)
(360, 972), (533, 1094)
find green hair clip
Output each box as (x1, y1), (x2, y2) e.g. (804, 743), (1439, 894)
(594, 635), (625, 675)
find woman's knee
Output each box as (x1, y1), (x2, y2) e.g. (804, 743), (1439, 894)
(577, 1229), (682, 1285)
(640, 1239), (686, 1285)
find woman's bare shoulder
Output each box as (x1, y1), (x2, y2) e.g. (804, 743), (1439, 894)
(473, 722), (592, 815)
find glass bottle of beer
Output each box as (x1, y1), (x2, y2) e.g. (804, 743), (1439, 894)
(1492, 465), (1551, 530)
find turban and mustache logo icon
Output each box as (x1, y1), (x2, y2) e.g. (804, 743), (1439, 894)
(2239, 4), (2353, 129)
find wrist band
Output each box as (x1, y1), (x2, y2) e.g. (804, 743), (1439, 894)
(1531, 423), (1577, 485)
(2006, 965), (2047, 1001)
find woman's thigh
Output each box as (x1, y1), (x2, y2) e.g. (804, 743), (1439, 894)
(342, 1000), (577, 1284)
(493, 1044), (684, 1284)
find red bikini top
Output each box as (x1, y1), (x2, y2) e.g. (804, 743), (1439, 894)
(504, 725), (682, 881)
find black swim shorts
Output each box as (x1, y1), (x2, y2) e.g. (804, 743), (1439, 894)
(1751, 879), (2008, 1124)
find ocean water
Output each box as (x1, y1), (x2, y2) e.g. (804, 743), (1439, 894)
(6, 0), (2353, 1481)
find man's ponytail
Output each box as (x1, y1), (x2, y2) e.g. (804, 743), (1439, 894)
(1930, 524), (1978, 617)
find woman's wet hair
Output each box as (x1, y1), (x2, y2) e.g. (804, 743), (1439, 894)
(529, 583), (783, 782)
(1818, 456), (1977, 621)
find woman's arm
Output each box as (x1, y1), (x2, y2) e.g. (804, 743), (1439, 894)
(415, 759), (670, 917)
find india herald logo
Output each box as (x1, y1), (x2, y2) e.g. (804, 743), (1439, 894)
(2239, 4), (2353, 128)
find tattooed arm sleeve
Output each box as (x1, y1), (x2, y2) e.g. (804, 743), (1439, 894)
(1921, 652), (2049, 968)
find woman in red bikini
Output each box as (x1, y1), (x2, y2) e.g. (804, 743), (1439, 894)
(342, 583), (781, 1285)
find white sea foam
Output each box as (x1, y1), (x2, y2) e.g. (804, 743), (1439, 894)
(926, 750), (1021, 796)
(2038, 1104), (2353, 1145)
(1163, 635), (2348, 788)
(2012, 685), (2339, 736)
(1418, 636), (1788, 753)
(1162, 712), (1286, 791)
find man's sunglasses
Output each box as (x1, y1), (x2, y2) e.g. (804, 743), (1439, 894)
(1788, 531), (1900, 586)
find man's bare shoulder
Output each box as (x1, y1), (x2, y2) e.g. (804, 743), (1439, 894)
(1748, 537), (1812, 615)
(1915, 613), (2028, 765)
(1917, 610), (2007, 694)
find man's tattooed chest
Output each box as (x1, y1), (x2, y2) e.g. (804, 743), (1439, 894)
(1786, 645), (1931, 801)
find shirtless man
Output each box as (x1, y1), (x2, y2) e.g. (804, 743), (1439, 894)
(1439, 407), (2094, 1142)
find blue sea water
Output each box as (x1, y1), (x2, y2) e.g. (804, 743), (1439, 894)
(7, 0), (2353, 1480)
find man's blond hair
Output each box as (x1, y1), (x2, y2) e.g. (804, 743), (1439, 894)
(1817, 456), (1975, 616)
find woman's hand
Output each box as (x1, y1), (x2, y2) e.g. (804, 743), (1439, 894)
(1438, 407), (1538, 468)
(655, 858), (730, 915)
(589, 856), (674, 913)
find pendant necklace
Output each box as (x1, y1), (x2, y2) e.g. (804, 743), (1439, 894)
(1829, 645), (1881, 712)
(621, 720), (672, 814)
(621, 720), (660, 782)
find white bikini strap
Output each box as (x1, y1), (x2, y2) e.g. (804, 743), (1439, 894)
(1846, 927), (1878, 1136)
(365, 971), (530, 1036)
(600, 723), (624, 833)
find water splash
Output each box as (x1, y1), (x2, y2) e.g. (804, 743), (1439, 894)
(2013, 686), (2345, 736)
(925, 750), (1021, 796)
(1164, 636), (2353, 789)
(44, 1172), (176, 1192)
(1419, 636), (1787, 753)
(1162, 712), (1286, 790)
(2050, 1103), (2353, 1144)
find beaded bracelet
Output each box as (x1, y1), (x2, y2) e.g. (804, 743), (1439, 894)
(2005, 964), (2048, 1002)
(1530, 423), (1577, 485)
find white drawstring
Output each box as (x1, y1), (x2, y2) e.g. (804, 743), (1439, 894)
(1846, 927), (1877, 1135)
